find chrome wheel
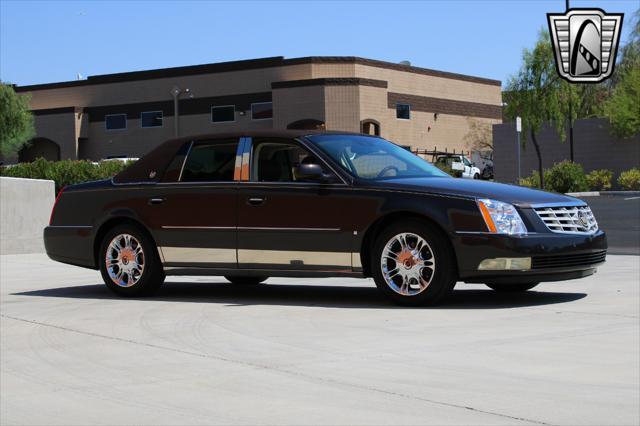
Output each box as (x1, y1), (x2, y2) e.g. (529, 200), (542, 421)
(380, 232), (435, 296)
(105, 233), (145, 287)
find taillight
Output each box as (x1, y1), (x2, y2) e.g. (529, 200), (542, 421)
(49, 186), (66, 225)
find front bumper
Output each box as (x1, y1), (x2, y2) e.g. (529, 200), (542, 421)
(453, 230), (607, 283)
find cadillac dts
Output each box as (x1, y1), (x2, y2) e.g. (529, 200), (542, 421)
(44, 131), (607, 305)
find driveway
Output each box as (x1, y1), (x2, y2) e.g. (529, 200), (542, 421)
(1, 254), (638, 425)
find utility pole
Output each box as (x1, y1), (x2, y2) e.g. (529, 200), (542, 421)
(516, 116), (522, 183)
(171, 86), (193, 137)
(566, 0), (575, 161)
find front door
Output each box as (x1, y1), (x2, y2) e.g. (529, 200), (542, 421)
(236, 137), (355, 271)
(153, 137), (241, 269)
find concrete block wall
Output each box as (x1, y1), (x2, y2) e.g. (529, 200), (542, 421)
(0, 177), (55, 254)
(493, 118), (640, 184)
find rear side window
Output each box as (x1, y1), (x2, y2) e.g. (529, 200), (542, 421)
(180, 140), (238, 182)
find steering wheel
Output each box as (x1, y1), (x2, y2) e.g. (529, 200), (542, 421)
(376, 165), (400, 178)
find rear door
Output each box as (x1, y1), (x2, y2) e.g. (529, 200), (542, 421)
(236, 137), (355, 272)
(152, 137), (241, 269)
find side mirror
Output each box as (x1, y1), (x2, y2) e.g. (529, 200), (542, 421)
(294, 163), (328, 182)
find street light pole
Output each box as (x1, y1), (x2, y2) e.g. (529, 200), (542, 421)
(171, 86), (192, 137)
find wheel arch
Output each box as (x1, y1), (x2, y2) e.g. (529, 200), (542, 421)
(359, 211), (457, 278)
(93, 215), (159, 268)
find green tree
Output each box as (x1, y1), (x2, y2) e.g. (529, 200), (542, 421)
(0, 83), (35, 159)
(604, 9), (640, 138)
(503, 30), (568, 189)
(503, 30), (607, 188)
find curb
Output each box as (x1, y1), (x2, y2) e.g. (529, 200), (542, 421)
(566, 191), (640, 197)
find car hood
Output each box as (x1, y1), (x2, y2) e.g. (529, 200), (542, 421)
(367, 177), (581, 207)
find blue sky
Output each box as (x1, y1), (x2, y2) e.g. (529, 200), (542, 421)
(1, 0), (637, 87)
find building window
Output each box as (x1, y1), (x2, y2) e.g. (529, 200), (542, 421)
(251, 102), (273, 120)
(211, 105), (235, 123)
(105, 114), (126, 130)
(396, 104), (411, 120)
(141, 111), (163, 128)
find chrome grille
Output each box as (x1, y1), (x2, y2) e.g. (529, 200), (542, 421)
(534, 205), (598, 234)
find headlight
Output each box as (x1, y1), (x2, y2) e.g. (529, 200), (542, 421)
(477, 198), (527, 235)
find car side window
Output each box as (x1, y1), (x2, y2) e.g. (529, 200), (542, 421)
(250, 139), (322, 182)
(180, 140), (238, 182)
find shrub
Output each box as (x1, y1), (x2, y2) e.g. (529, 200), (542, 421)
(519, 170), (542, 188)
(0, 158), (134, 192)
(586, 169), (613, 191)
(519, 162), (589, 193)
(618, 168), (640, 190)
(544, 161), (589, 193)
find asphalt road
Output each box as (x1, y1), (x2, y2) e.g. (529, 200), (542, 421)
(1, 253), (638, 425)
(579, 195), (640, 255)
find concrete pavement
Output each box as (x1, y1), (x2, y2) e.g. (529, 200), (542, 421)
(1, 254), (639, 425)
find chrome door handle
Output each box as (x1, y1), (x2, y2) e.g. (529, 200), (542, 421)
(247, 197), (266, 206)
(148, 198), (165, 205)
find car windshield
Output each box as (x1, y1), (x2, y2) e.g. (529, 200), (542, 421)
(308, 134), (448, 180)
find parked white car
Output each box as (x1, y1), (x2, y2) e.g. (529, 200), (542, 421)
(435, 154), (482, 179)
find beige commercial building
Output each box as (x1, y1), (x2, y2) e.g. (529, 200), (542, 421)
(14, 56), (502, 161)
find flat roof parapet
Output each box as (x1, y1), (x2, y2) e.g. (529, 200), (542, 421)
(14, 56), (501, 92)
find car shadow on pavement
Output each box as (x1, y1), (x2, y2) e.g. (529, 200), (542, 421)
(13, 281), (587, 309)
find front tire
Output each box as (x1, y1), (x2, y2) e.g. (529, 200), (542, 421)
(99, 224), (165, 297)
(372, 220), (457, 306)
(473, 173), (480, 179)
(224, 276), (268, 285)
(485, 283), (539, 292)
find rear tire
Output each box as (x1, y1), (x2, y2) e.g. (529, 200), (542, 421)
(372, 220), (457, 306)
(99, 224), (165, 297)
(225, 276), (268, 285)
(485, 283), (539, 292)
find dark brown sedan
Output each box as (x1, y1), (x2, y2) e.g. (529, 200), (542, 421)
(44, 130), (606, 305)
